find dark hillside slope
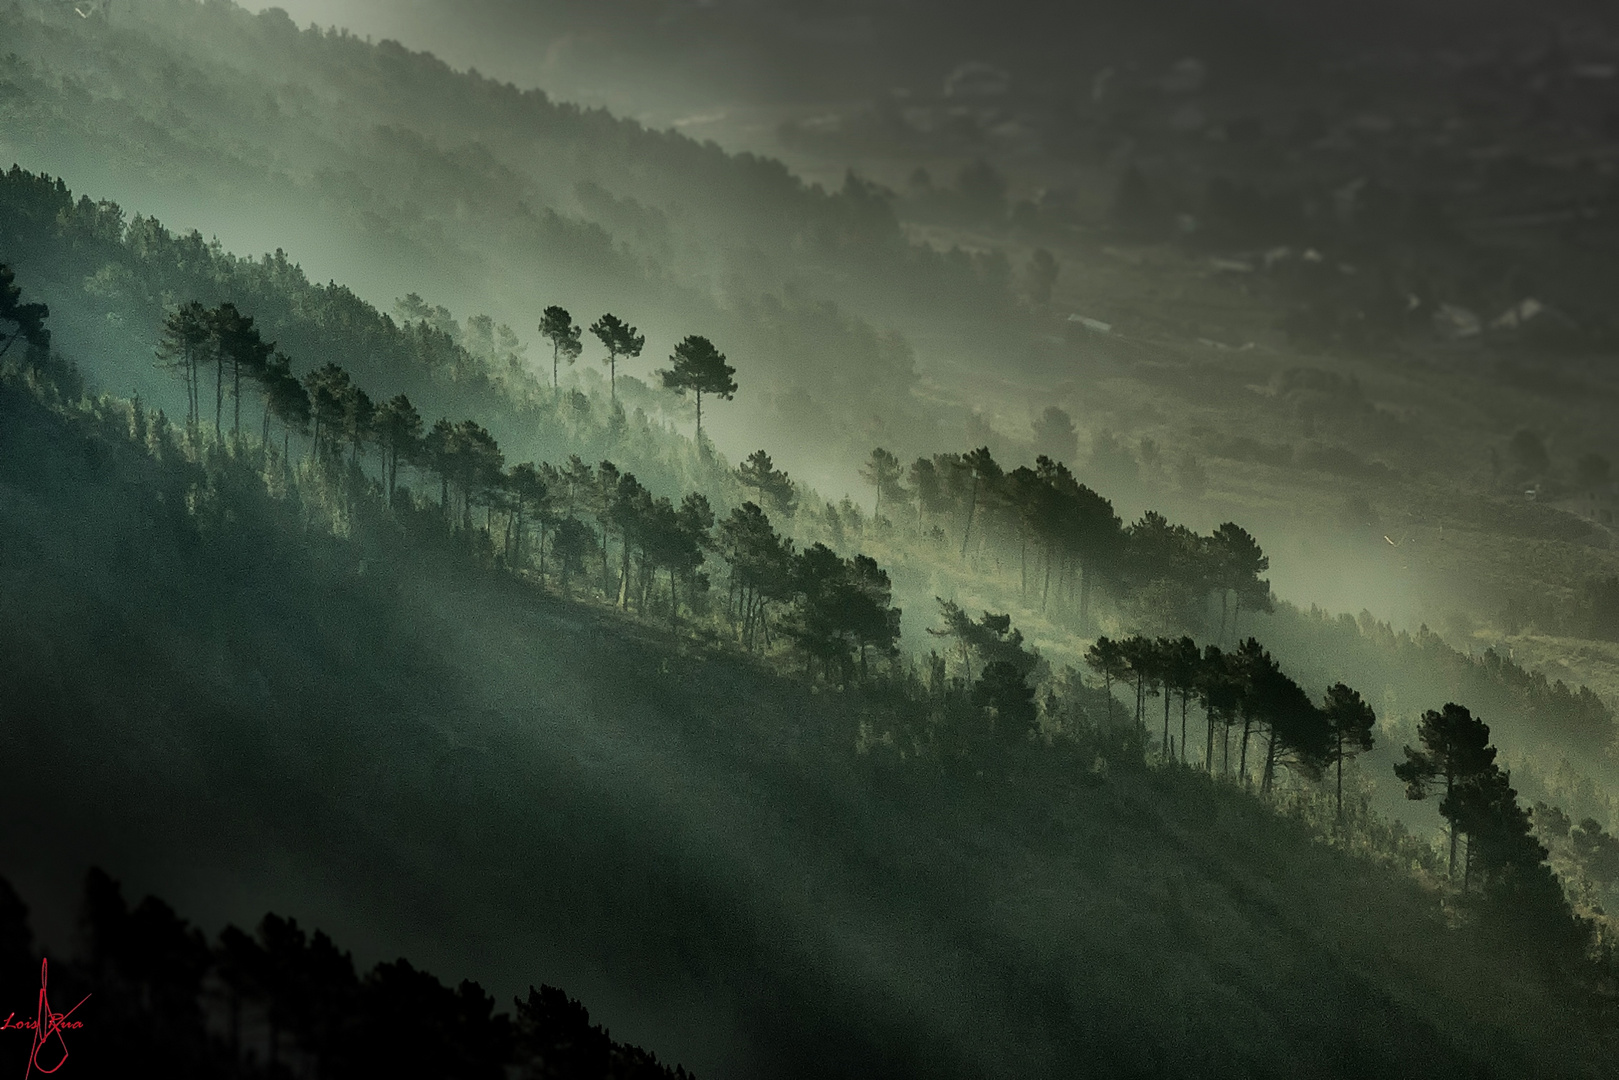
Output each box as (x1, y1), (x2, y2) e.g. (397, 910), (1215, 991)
(1, 392), (1615, 1077)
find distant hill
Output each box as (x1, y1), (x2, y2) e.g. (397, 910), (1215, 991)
(0, 0), (1016, 408)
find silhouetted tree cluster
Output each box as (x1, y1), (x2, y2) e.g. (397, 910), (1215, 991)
(1397, 705), (1570, 921)
(877, 445), (1273, 635)
(736, 450), (798, 520)
(0, 867), (694, 1079)
(1085, 634), (1375, 812)
(0, 262), (49, 362)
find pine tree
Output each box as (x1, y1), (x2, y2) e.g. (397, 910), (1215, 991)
(155, 300), (210, 430)
(1321, 683), (1377, 821)
(657, 335), (737, 447)
(1395, 703), (1497, 878)
(588, 313), (645, 408)
(374, 394), (423, 508)
(538, 305), (582, 396)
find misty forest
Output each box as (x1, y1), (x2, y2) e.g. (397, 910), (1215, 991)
(9, 0), (1619, 1077)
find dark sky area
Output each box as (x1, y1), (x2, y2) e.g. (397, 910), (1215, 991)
(247, 0), (1607, 125)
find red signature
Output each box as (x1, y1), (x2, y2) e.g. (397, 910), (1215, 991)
(0, 961), (88, 1077)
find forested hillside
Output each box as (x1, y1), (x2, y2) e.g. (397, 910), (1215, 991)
(6, 222), (1619, 1074)
(0, 0), (1032, 486)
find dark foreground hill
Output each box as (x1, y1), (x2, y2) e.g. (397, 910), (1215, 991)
(2, 337), (1618, 1077)
(0, 868), (693, 1079)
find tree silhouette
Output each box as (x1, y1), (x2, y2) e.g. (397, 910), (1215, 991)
(1395, 703), (1498, 878)
(856, 448), (900, 520)
(908, 457), (945, 536)
(845, 553), (902, 678)
(302, 363), (353, 463)
(342, 385), (375, 468)
(928, 600), (976, 684)
(1164, 636), (1201, 764)
(588, 313), (645, 408)
(264, 355), (311, 463)
(1033, 456), (1122, 627)
(719, 501), (795, 651)
(452, 420), (505, 533)
(551, 516), (595, 592)
(155, 300), (210, 431)
(1126, 513), (1209, 635)
(1229, 638), (1274, 785)
(1001, 466), (1044, 598)
(668, 491), (715, 622)
(1255, 663), (1328, 796)
(1084, 636), (1128, 728)
(423, 418), (457, 519)
(609, 471), (652, 608)
(0, 263), (49, 365)
(593, 460), (622, 599)
(1197, 644), (1243, 774)
(736, 449), (797, 520)
(658, 334), (736, 446)
(538, 305), (583, 396)
(1210, 523), (1272, 643)
(789, 542), (854, 680)
(958, 446), (1002, 558)
(212, 303), (274, 440)
(374, 394), (423, 508)
(1118, 635), (1162, 742)
(506, 462), (552, 571)
(974, 660), (1037, 749)
(1321, 683), (1377, 820)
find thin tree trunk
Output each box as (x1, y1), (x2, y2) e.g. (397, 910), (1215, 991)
(959, 478), (978, 558)
(1206, 705), (1216, 772)
(1239, 715), (1252, 784)
(619, 540), (632, 607)
(1261, 728), (1277, 795)
(1041, 545), (1053, 611)
(1446, 774), (1457, 876)
(1162, 689), (1172, 761)
(1181, 695), (1189, 765)
(1335, 731), (1345, 821)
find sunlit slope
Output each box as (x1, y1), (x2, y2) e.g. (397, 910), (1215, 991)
(0, 389), (1610, 1079)
(0, 0), (1010, 377)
